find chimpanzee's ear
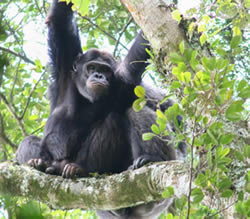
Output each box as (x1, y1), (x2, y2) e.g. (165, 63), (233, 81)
(76, 52), (83, 60)
(72, 53), (83, 72)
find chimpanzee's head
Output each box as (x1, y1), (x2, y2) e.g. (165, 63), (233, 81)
(72, 49), (117, 103)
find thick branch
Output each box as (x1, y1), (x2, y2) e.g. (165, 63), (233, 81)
(0, 160), (189, 210)
(121, 0), (185, 52)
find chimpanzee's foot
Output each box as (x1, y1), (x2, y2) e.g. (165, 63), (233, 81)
(130, 155), (163, 170)
(28, 158), (48, 172)
(62, 163), (85, 178)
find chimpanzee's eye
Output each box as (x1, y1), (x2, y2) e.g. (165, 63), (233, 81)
(87, 64), (95, 72)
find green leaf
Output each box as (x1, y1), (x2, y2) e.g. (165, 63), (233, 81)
(218, 178), (232, 191)
(172, 81), (181, 89)
(190, 50), (198, 70)
(198, 24), (206, 33)
(200, 32), (207, 46)
(134, 86), (145, 98)
(237, 80), (248, 92)
(162, 130), (169, 136)
(238, 191), (244, 201)
(220, 134), (233, 145)
(160, 95), (172, 105)
(162, 186), (175, 198)
(179, 41), (185, 55)
(166, 213), (174, 219)
(151, 124), (160, 135)
(217, 147), (230, 159)
(175, 196), (187, 210)
(201, 57), (216, 71)
(195, 173), (207, 188)
(183, 72), (191, 84)
(34, 59), (42, 73)
(156, 109), (167, 121)
(29, 115), (39, 120)
(243, 145), (250, 158)
(216, 58), (228, 70)
(191, 188), (204, 203)
(170, 53), (184, 64)
(172, 10), (182, 23)
(235, 201), (246, 215)
(246, 182), (250, 193)
(218, 157), (232, 167)
(133, 98), (146, 112)
(225, 100), (244, 121)
(59, 0), (71, 4)
(211, 110), (217, 117)
(234, 150), (244, 161)
(207, 129), (218, 144)
(142, 133), (155, 141)
(201, 56), (210, 70)
(238, 87), (250, 99)
(230, 35), (242, 49)
(159, 122), (167, 133)
(221, 189), (233, 198)
(233, 26), (242, 36)
(210, 57), (216, 70)
(72, 0), (90, 16)
(216, 47), (227, 56)
(184, 48), (193, 62)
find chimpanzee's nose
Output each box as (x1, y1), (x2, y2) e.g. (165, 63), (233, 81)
(93, 72), (105, 80)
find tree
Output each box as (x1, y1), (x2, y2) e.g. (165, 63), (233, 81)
(0, 0), (249, 218)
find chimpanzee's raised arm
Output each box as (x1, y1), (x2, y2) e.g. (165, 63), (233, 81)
(120, 31), (151, 84)
(47, 0), (82, 80)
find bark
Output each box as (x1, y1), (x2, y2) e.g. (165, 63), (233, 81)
(0, 160), (189, 210)
(121, 0), (185, 52)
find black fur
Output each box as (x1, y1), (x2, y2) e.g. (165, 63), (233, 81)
(16, 1), (186, 218)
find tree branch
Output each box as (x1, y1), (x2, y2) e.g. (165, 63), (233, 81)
(113, 16), (133, 57)
(0, 46), (35, 65)
(121, 0), (185, 52)
(0, 160), (189, 210)
(80, 16), (128, 51)
(19, 70), (47, 120)
(0, 93), (28, 136)
(0, 113), (17, 149)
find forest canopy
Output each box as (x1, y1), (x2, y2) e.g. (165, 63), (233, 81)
(0, 0), (249, 218)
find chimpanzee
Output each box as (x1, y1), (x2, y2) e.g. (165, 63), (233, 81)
(16, 0), (186, 218)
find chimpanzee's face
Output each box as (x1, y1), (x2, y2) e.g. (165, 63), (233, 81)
(73, 49), (116, 102)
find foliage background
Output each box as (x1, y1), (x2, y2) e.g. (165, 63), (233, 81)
(0, 0), (249, 218)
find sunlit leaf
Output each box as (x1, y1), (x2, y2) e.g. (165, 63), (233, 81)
(172, 10), (182, 23)
(134, 86), (145, 98)
(142, 133), (155, 141)
(162, 186), (174, 198)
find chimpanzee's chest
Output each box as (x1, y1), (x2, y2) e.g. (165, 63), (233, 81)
(83, 112), (132, 174)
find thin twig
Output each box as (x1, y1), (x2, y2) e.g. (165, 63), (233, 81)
(0, 113), (17, 149)
(19, 70), (47, 120)
(42, 0), (47, 15)
(10, 59), (21, 101)
(207, 200), (237, 218)
(0, 93), (27, 136)
(0, 46), (35, 65)
(3, 12), (26, 55)
(31, 125), (44, 135)
(34, 0), (45, 18)
(80, 15), (128, 51)
(113, 17), (133, 57)
(186, 119), (197, 219)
